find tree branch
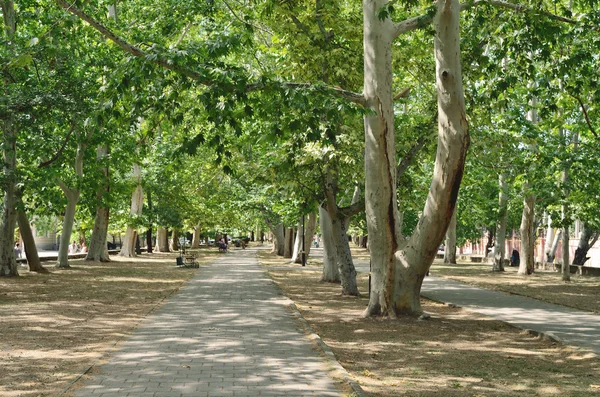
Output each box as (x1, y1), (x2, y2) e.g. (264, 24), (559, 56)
(570, 94), (598, 139)
(397, 134), (431, 178)
(38, 122), (76, 168)
(278, 82), (366, 107)
(339, 199), (365, 218)
(393, 0), (583, 39)
(55, 0), (213, 85)
(56, 0), (367, 106)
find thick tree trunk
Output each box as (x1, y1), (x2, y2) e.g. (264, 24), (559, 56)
(171, 230), (180, 251)
(363, 0), (469, 316)
(299, 212), (317, 263)
(444, 210), (457, 264)
(518, 190), (535, 275)
(319, 205), (340, 283)
(547, 229), (561, 263)
(145, 228), (153, 253)
(291, 218), (303, 263)
(191, 225), (200, 249)
(0, 115), (18, 276)
(17, 210), (48, 273)
(120, 163), (143, 257)
(322, 167), (360, 295)
(362, 0), (401, 316)
(87, 146), (111, 262)
(573, 224), (598, 266)
(0, 5), (18, 276)
(272, 223), (285, 256)
(155, 227), (169, 252)
(57, 188), (80, 268)
(283, 227), (293, 258)
(493, 173), (508, 272)
(561, 226), (570, 281)
(544, 215), (554, 266)
(57, 142), (85, 268)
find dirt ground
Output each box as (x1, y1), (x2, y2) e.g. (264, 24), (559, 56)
(2, 246), (600, 397)
(260, 249), (600, 397)
(0, 249), (218, 397)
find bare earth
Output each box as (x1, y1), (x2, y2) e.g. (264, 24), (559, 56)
(261, 249), (600, 397)
(0, 250), (218, 397)
(2, 246), (599, 396)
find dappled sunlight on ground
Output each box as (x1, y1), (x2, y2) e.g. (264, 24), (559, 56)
(261, 250), (600, 396)
(0, 251), (204, 396)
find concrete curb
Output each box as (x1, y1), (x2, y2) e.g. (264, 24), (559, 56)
(422, 295), (567, 348)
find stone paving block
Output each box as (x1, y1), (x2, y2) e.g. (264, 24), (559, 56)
(72, 250), (343, 397)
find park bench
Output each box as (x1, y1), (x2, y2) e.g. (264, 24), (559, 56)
(176, 253), (199, 268)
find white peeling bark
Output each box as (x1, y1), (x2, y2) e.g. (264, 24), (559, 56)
(493, 173), (508, 272)
(518, 188), (535, 275)
(444, 210), (457, 264)
(283, 227), (294, 258)
(548, 229), (561, 264)
(291, 218), (303, 263)
(155, 227), (169, 252)
(56, 142), (85, 268)
(120, 163), (144, 257)
(362, 0), (401, 315)
(191, 224), (200, 249)
(87, 146), (111, 262)
(365, 0), (469, 316)
(319, 205), (340, 283)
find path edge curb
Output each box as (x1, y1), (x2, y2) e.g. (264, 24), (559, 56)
(421, 294), (567, 347)
(262, 267), (367, 397)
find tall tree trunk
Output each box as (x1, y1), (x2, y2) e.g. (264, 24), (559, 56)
(517, 189), (535, 275)
(544, 215), (554, 266)
(191, 224), (200, 249)
(155, 227), (169, 252)
(171, 230), (180, 251)
(547, 229), (562, 264)
(444, 210), (457, 264)
(493, 173), (508, 272)
(120, 163), (143, 257)
(145, 228), (153, 253)
(322, 167), (360, 295)
(319, 205), (340, 283)
(291, 218), (303, 263)
(283, 227), (293, 258)
(561, 225), (570, 281)
(0, 2), (18, 277)
(17, 210), (48, 273)
(87, 146), (111, 262)
(573, 224), (599, 266)
(294, 212), (317, 264)
(56, 142), (85, 268)
(363, 0), (469, 316)
(271, 223), (284, 256)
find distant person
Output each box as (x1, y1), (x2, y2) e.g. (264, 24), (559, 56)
(14, 242), (22, 259)
(80, 242), (88, 253)
(69, 241), (78, 254)
(510, 249), (520, 267)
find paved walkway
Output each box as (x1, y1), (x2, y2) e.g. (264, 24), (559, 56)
(421, 276), (600, 354)
(72, 248), (344, 397)
(312, 247), (600, 354)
